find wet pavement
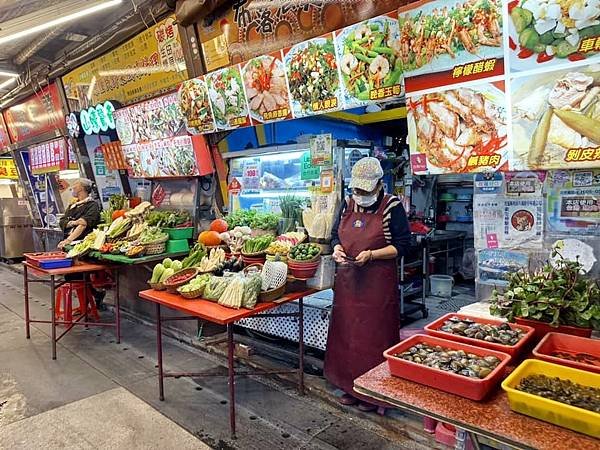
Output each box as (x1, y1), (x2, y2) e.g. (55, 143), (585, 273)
(0, 264), (439, 449)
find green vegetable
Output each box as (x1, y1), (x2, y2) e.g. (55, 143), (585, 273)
(225, 210), (280, 231)
(171, 260), (182, 272)
(181, 243), (207, 268)
(511, 7), (533, 33)
(519, 27), (540, 51)
(243, 235), (274, 254)
(109, 194), (128, 212)
(289, 243), (321, 261)
(490, 251), (600, 330)
(539, 31), (554, 45)
(159, 268), (175, 283)
(555, 40), (578, 58)
(146, 210), (191, 228)
(163, 258), (173, 269)
(151, 264), (165, 283)
(138, 226), (168, 244)
(107, 217), (132, 239)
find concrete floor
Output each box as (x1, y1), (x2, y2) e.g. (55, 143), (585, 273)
(0, 265), (439, 450)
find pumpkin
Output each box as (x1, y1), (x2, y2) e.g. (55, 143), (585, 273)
(111, 210), (126, 220)
(198, 230), (221, 246)
(210, 218), (228, 233)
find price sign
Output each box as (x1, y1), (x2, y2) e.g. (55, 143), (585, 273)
(243, 161), (260, 190)
(228, 177), (242, 196)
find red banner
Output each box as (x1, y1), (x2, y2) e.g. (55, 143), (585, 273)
(0, 114), (11, 151)
(3, 83), (65, 144)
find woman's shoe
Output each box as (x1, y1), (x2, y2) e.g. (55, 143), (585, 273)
(357, 402), (377, 412)
(338, 394), (358, 405)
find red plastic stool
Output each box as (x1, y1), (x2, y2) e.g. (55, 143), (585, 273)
(54, 282), (99, 323)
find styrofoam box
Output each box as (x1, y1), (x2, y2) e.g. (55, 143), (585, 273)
(307, 255), (335, 290)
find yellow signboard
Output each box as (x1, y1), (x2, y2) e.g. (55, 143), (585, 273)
(62, 16), (188, 108)
(0, 158), (18, 179)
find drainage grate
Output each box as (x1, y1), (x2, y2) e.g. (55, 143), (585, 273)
(435, 297), (475, 312)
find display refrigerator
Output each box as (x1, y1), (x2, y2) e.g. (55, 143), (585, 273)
(223, 139), (372, 350)
(0, 198), (34, 259)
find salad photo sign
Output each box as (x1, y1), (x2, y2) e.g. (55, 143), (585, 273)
(206, 65), (251, 130)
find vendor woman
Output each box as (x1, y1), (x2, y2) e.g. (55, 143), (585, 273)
(57, 178), (100, 250)
(325, 157), (410, 413)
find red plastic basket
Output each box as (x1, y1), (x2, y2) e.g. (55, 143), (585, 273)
(384, 334), (512, 401)
(515, 317), (592, 341)
(532, 332), (600, 374)
(424, 313), (535, 357)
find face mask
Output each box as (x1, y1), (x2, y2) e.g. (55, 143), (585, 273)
(354, 192), (378, 207)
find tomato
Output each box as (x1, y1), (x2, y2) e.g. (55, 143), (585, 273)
(509, 37), (517, 50)
(111, 209), (126, 220)
(537, 52), (554, 63)
(568, 53), (586, 61)
(508, 0), (519, 12)
(518, 48), (534, 58)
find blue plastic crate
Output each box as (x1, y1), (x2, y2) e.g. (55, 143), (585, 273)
(39, 258), (73, 269)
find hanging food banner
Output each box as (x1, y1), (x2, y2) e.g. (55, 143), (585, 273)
(546, 169), (600, 235)
(407, 81), (509, 174)
(3, 83), (65, 145)
(242, 51), (292, 124)
(512, 66), (600, 170)
(28, 138), (68, 175)
(334, 13), (403, 108)
(206, 65), (251, 130)
(507, 0), (600, 73)
(114, 92), (185, 145)
(0, 114), (11, 152)
(284, 34), (343, 118)
(177, 77), (216, 133)
(398, 0), (504, 94)
(123, 135), (200, 178)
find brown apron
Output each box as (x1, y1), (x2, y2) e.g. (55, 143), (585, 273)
(324, 195), (399, 398)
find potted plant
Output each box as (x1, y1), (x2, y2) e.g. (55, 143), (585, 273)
(490, 251), (600, 341)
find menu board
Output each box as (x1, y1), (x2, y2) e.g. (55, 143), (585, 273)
(241, 51), (292, 124)
(407, 81), (509, 174)
(3, 84), (64, 145)
(28, 138), (68, 175)
(123, 135), (200, 178)
(205, 65), (251, 130)
(114, 92), (185, 145)
(334, 13), (403, 109)
(101, 142), (128, 170)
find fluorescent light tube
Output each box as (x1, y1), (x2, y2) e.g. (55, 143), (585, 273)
(0, 78), (17, 90)
(0, 71), (19, 78)
(0, 0), (122, 45)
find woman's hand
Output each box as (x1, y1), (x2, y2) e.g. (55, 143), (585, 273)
(57, 240), (70, 250)
(332, 245), (347, 263)
(354, 250), (373, 267)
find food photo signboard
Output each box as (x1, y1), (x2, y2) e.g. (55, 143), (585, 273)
(177, 77), (216, 133)
(398, 0), (505, 94)
(123, 135), (200, 178)
(206, 65), (251, 131)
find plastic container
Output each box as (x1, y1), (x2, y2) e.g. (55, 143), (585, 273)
(425, 313), (535, 357)
(502, 359), (600, 438)
(515, 317), (592, 341)
(25, 252), (73, 269)
(287, 258), (321, 279)
(533, 332), (600, 374)
(166, 239), (190, 254)
(164, 227), (194, 240)
(429, 274), (454, 297)
(383, 334), (511, 401)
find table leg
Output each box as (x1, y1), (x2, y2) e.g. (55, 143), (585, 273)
(298, 297), (305, 395)
(115, 269), (121, 344)
(227, 323), (236, 439)
(24, 265), (30, 339)
(51, 275), (56, 360)
(83, 273), (89, 328)
(156, 303), (164, 401)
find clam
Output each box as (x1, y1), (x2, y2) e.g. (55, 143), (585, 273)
(438, 318), (526, 345)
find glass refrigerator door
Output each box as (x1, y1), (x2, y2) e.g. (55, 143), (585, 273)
(228, 150), (317, 213)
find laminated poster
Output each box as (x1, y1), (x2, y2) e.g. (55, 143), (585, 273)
(206, 65), (251, 131)
(478, 249), (529, 286)
(546, 169), (600, 235)
(334, 12), (403, 109)
(178, 77), (216, 134)
(507, 0), (600, 73)
(512, 66), (600, 170)
(241, 51), (292, 124)
(504, 171), (545, 196)
(398, 0), (505, 94)
(407, 81), (508, 174)
(310, 134), (333, 167)
(503, 198), (544, 248)
(284, 33), (343, 118)
(124, 136), (199, 178)
(473, 195), (504, 250)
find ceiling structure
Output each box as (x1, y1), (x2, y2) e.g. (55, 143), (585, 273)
(0, 0), (170, 103)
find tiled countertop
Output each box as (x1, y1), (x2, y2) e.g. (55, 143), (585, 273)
(354, 363), (600, 450)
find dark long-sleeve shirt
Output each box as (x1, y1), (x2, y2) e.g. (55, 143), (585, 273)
(330, 190), (411, 258)
(59, 199), (101, 240)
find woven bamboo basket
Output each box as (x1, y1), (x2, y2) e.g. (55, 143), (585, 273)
(259, 283), (286, 302)
(178, 286), (205, 299)
(148, 281), (165, 291)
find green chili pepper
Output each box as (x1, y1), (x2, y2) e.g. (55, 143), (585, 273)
(373, 46), (394, 55)
(355, 53), (373, 64)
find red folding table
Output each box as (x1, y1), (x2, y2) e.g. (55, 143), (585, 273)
(138, 288), (316, 438)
